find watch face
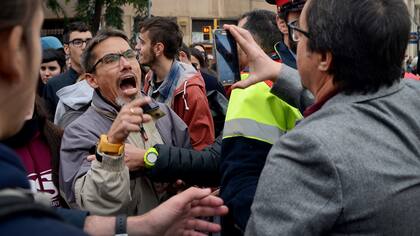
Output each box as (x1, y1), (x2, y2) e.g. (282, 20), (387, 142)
(147, 153), (158, 163)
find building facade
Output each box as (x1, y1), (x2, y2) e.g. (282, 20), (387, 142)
(43, 0), (420, 58)
(150, 0), (275, 45)
(43, 0), (275, 45)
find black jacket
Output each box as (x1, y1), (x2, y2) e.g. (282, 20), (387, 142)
(220, 136), (272, 235)
(201, 68), (226, 97)
(146, 135), (222, 187)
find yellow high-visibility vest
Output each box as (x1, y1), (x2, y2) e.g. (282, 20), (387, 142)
(223, 73), (302, 144)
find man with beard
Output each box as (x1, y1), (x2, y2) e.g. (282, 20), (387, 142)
(136, 17), (215, 151)
(60, 28), (191, 216)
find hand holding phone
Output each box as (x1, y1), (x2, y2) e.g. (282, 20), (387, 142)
(213, 29), (241, 85)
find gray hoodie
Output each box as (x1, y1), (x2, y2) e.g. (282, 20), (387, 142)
(54, 80), (93, 127)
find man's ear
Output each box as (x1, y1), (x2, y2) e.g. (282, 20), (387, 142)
(85, 73), (99, 88)
(154, 43), (164, 57)
(318, 51), (332, 72)
(0, 26), (24, 82)
(64, 44), (70, 55)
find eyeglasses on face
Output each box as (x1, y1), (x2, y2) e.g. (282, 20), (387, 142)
(91, 49), (138, 72)
(287, 20), (310, 42)
(68, 38), (92, 48)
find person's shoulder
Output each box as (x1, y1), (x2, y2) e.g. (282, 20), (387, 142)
(46, 70), (70, 86)
(178, 63), (206, 88)
(297, 103), (350, 132)
(284, 103), (353, 150)
(0, 216), (87, 236)
(403, 78), (420, 92)
(63, 107), (99, 136)
(69, 105), (96, 124)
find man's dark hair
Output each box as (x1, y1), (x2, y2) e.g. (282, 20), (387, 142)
(179, 43), (191, 61)
(139, 17), (183, 60)
(306, 0), (410, 94)
(239, 9), (282, 54)
(42, 49), (66, 72)
(80, 28), (128, 73)
(63, 21), (91, 44)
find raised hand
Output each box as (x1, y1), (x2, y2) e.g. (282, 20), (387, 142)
(223, 24), (282, 89)
(107, 93), (152, 144)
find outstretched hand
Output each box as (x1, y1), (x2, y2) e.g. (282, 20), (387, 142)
(223, 24), (282, 89)
(145, 187), (228, 236)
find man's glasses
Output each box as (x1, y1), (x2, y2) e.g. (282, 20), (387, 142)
(91, 49), (138, 72)
(287, 20), (310, 42)
(68, 38), (92, 48)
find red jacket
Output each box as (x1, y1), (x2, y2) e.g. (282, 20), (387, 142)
(144, 62), (215, 150)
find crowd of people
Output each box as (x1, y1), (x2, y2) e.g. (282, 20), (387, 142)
(1, 0), (420, 235)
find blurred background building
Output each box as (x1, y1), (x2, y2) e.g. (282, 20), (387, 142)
(43, 0), (420, 57)
(43, 0), (275, 45)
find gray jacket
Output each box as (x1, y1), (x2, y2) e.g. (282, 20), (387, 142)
(59, 91), (190, 215)
(271, 64), (314, 113)
(246, 79), (420, 235)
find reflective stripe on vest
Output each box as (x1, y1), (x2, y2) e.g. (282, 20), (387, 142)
(223, 118), (285, 144)
(223, 73), (302, 144)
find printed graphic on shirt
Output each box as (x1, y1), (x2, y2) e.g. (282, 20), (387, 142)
(28, 169), (60, 207)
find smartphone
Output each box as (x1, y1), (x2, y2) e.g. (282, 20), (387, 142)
(142, 100), (165, 119)
(213, 29), (241, 85)
(129, 93), (166, 119)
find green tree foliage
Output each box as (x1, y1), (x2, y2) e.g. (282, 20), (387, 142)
(45, 0), (149, 33)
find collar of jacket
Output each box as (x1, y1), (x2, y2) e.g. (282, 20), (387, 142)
(303, 89), (339, 117)
(147, 61), (205, 107)
(91, 90), (120, 121)
(150, 60), (181, 103)
(270, 51), (281, 62)
(322, 80), (404, 109)
(67, 67), (80, 82)
(274, 41), (297, 69)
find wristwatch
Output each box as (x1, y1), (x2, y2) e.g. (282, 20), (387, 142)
(115, 214), (127, 236)
(144, 147), (158, 169)
(97, 134), (124, 156)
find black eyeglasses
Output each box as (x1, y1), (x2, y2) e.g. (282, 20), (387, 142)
(91, 49), (138, 72)
(68, 38), (92, 48)
(287, 20), (310, 42)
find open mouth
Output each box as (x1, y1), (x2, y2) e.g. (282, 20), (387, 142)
(119, 75), (137, 92)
